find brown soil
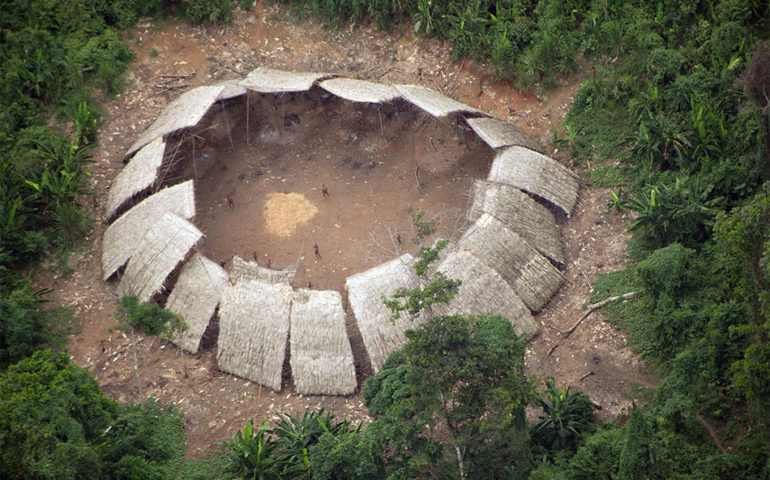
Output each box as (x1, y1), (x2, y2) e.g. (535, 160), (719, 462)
(34, 1), (657, 459)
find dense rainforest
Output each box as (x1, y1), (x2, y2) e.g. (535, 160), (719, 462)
(1, 0), (768, 478)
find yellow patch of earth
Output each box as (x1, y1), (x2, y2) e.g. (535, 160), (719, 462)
(263, 192), (317, 237)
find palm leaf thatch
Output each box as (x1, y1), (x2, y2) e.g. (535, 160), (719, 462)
(230, 255), (297, 284)
(217, 278), (293, 391)
(395, 84), (485, 117)
(458, 213), (564, 312)
(126, 85), (225, 156)
(345, 254), (421, 373)
(468, 180), (564, 266)
(165, 253), (229, 353)
(488, 146), (579, 216)
(240, 67), (334, 93)
(466, 116), (541, 152)
(216, 78), (247, 100)
(102, 181), (195, 280)
(319, 78), (399, 103)
(433, 248), (538, 338)
(118, 212), (203, 302)
(106, 137), (166, 219)
(289, 289), (356, 395)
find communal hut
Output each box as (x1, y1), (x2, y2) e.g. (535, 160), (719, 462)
(217, 277), (293, 391)
(118, 212), (202, 302)
(289, 289), (356, 395)
(433, 248), (538, 338)
(458, 213), (564, 312)
(488, 146), (579, 216)
(102, 180), (195, 280)
(468, 180), (564, 266)
(346, 255), (421, 373)
(165, 253), (229, 353)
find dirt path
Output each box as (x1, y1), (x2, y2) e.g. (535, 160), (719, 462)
(34, 2), (655, 458)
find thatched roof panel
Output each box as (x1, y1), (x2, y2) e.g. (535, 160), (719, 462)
(345, 254), (421, 373)
(106, 137), (166, 219)
(102, 181), (196, 280)
(289, 289), (356, 395)
(394, 84), (485, 117)
(466, 117), (541, 151)
(240, 67), (333, 93)
(216, 78), (248, 100)
(230, 255), (297, 284)
(319, 78), (399, 103)
(118, 212), (202, 302)
(488, 146), (579, 216)
(434, 249), (538, 338)
(165, 253), (229, 353)
(126, 85), (224, 155)
(469, 180), (564, 266)
(458, 213), (564, 312)
(217, 279), (292, 391)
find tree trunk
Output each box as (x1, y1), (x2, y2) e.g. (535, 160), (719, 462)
(130, 326), (144, 406)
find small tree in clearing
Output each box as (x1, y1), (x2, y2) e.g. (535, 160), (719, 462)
(112, 295), (187, 405)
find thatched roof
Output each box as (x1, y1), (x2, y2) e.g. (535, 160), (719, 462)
(345, 254), (421, 373)
(106, 137), (166, 219)
(458, 213), (564, 312)
(126, 85), (225, 156)
(466, 116), (541, 152)
(394, 84), (485, 117)
(468, 180), (564, 266)
(319, 78), (399, 103)
(229, 255), (297, 284)
(165, 253), (229, 353)
(289, 289), (356, 395)
(118, 212), (202, 302)
(433, 248), (538, 338)
(488, 146), (579, 216)
(216, 78), (248, 100)
(102, 181), (196, 280)
(217, 278), (293, 391)
(240, 67), (333, 93)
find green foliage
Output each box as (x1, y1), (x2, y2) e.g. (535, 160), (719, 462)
(309, 430), (384, 480)
(383, 212), (460, 321)
(115, 295), (185, 338)
(0, 281), (78, 369)
(0, 350), (185, 480)
(532, 380), (597, 452)
(270, 407), (355, 478)
(223, 419), (282, 480)
(179, 0), (233, 23)
(363, 315), (533, 479)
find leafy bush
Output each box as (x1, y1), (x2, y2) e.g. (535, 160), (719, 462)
(532, 380), (597, 452)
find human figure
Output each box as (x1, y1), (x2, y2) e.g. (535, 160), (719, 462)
(226, 194), (235, 208)
(397, 233), (402, 245)
(314, 244), (321, 259)
(321, 184), (329, 198)
(252, 251), (258, 262)
(266, 258), (271, 268)
(308, 281), (312, 289)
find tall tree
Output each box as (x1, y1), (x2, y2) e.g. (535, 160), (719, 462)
(363, 315), (534, 479)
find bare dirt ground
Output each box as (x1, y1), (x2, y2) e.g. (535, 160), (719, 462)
(34, 1), (657, 458)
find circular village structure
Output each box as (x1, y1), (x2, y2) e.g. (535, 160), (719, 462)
(102, 67), (579, 396)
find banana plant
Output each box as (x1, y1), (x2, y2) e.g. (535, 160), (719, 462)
(224, 419), (282, 480)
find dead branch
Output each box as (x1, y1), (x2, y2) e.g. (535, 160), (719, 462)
(547, 292), (636, 356)
(160, 72), (196, 79)
(695, 412), (727, 454)
(579, 371), (595, 382)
